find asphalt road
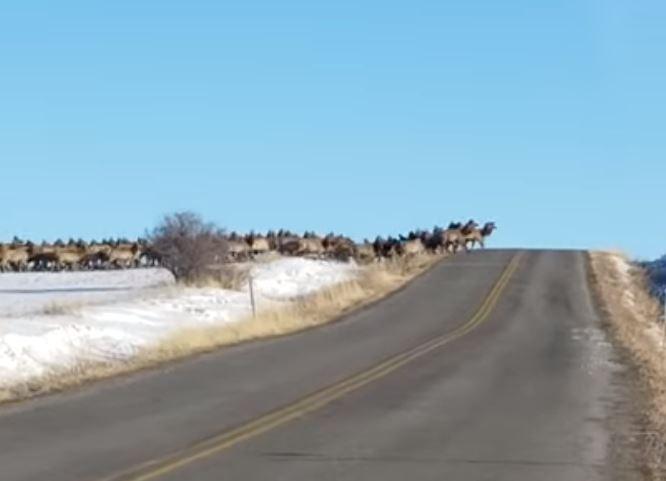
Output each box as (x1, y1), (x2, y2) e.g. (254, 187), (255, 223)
(0, 250), (642, 480)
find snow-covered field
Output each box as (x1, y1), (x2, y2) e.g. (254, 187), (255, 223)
(0, 258), (358, 391)
(0, 269), (175, 317)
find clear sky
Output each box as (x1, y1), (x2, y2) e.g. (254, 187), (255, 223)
(1, 1), (664, 259)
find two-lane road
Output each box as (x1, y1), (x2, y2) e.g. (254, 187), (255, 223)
(0, 250), (641, 480)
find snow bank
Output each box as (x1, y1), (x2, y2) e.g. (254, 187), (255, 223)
(0, 259), (358, 391)
(250, 258), (358, 299)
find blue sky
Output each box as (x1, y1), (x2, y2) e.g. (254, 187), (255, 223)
(1, 1), (664, 259)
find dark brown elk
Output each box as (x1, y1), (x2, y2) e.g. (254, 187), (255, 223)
(139, 245), (163, 267)
(421, 228), (445, 253)
(323, 235), (357, 261)
(375, 237), (403, 259)
(79, 243), (113, 269)
(277, 237), (301, 256)
(27, 243), (58, 271)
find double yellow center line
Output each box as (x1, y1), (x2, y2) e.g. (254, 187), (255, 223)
(98, 253), (523, 481)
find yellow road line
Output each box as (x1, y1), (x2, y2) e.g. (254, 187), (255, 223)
(96, 253), (523, 481)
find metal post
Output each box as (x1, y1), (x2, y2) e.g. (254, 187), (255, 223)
(249, 275), (257, 318)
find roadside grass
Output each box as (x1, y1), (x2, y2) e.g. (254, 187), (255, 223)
(186, 264), (250, 291)
(588, 251), (666, 478)
(0, 253), (443, 405)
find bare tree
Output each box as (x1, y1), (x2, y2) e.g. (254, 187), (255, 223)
(148, 211), (227, 282)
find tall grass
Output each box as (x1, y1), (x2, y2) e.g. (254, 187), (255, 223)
(588, 251), (666, 478)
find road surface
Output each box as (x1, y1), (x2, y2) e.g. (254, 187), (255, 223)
(0, 250), (642, 480)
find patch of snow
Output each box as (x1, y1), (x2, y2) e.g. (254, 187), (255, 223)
(607, 254), (637, 308)
(0, 259), (357, 391)
(609, 254), (633, 283)
(249, 257), (358, 299)
(571, 326), (621, 374)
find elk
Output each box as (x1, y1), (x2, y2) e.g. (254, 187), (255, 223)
(464, 222), (497, 249)
(107, 243), (142, 268)
(0, 244), (30, 272)
(57, 249), (84, 270)
(245, 233), (271, 257)
(227, 240), (250, 261)
(443, 220), (478, 253)
(323, 235), (357, 261)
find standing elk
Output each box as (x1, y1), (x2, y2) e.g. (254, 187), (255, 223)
(53, 245), (88, 270)
(443, 220), (478, 253)
(464, 222), (497, 250)
(323, 234), (357, 261)
(107, 243), (143, 268)
(0, 244), (30, 272)
(296, 237), (326, 257)
(245, 233), (271, 257)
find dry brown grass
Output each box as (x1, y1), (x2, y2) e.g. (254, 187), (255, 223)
(0, 253), (443, 405)
(186, 264), (250, 291)
(588, 251), (666, 478)
(0, 360), (130, 405)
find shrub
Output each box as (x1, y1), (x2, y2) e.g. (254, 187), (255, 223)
(148, 211), (227, 282)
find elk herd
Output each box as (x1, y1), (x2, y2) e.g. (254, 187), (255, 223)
(0, 220), (496, 273)
(0, 239), (153, 273)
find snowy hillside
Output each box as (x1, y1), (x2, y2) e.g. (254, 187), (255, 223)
(0, 258), (358, 393)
